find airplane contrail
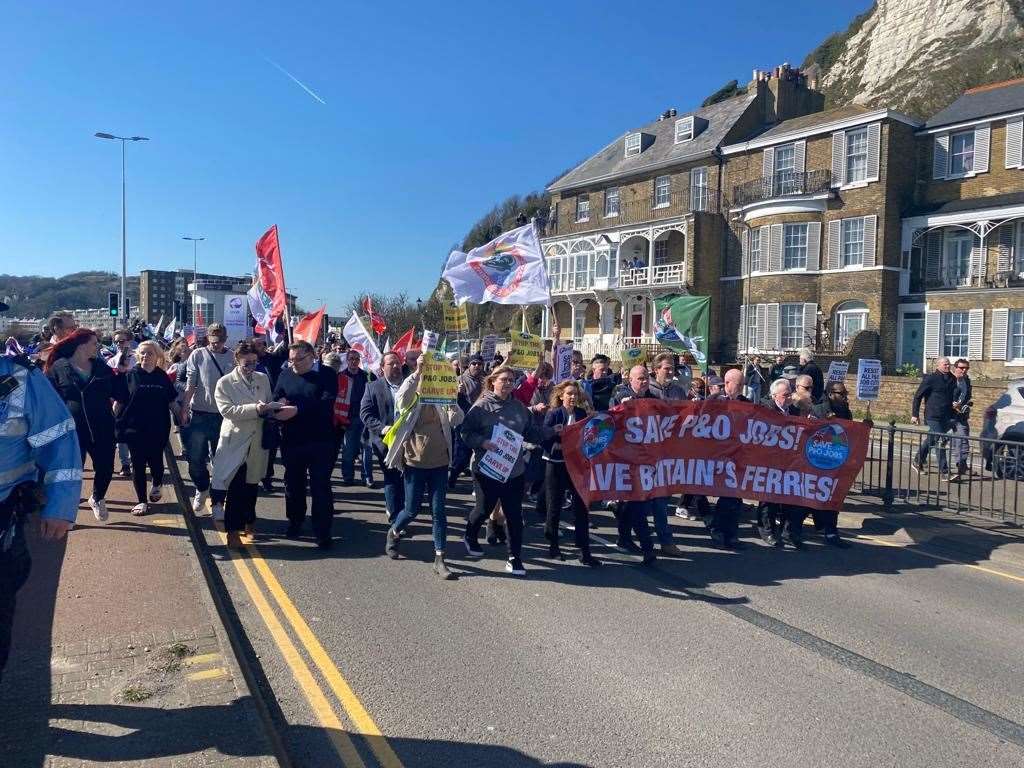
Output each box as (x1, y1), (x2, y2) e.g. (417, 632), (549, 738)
(264, 57), (326, 105)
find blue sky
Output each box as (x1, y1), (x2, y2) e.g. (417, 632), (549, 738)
(0, 1), (868, 315)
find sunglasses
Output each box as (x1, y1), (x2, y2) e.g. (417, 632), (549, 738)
(956, 365), (969, 370)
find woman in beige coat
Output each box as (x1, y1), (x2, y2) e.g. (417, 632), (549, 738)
(210, 341), (281, 547)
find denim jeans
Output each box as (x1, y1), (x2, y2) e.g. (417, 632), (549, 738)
(118, 442), (130, 469)
(950, 420), (970, 468)
(374, 448), (404, 523)
(341, 419), (374, 483)
(393, 465), (449, 552)
(651, 496), (674, 546)
(185, 411), (222, 492)
(915, 417), (950, 473)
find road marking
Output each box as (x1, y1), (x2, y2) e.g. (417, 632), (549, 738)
(854, 534), (1024, 584)
(223, 538), (368, 768)
(183, 652), (222, 667)
(150, 516), (185, 528)
(245, 542), (406, 768)
(187, 667), (229, 682)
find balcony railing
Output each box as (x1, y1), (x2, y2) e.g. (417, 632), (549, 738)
(542, 188), (718, 238)
(730, 169), (832, 207)
(550, 261), (686, 294)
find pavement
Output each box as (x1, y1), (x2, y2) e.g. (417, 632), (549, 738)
(0, 458), (280, 768)
(172, 442), (1024, 768)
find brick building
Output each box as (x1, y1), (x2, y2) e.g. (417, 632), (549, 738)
(139, 268), (250, 325)
(900, 79), (1024, 377)
(538, 65), (823, 360)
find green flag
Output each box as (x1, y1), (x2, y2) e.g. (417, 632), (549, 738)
(653, 295), (710, 371)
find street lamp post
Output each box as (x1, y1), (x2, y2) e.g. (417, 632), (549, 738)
(182, 236), (205, 325)
(95, 133), (149, 327)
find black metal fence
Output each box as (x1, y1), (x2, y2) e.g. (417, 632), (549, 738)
(730, 168), (832, 207)
(850, 422), (1023, 525)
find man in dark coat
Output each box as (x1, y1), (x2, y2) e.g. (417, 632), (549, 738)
(360, 352), (406, 523)
(798, 349), (824, 402)
(911, 356), (957, 477)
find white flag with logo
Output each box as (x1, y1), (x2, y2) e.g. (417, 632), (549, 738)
(163, 318), (177, 341)
(443, 222), (550, 306)
(343, 311), (382, 372)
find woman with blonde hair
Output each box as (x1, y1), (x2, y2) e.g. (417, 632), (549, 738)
(114, 340), (179, 515)
(542, 379), (599, 565)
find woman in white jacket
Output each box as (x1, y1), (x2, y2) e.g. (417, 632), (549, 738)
(210, 341), (284, 547)
(383, 353), (464, 579)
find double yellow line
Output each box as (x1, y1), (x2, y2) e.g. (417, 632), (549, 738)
(223, 534), (404, 768)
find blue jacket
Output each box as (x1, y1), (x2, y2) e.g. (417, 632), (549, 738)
(542, 406), (588, 462)
(0, 357), (82, 523)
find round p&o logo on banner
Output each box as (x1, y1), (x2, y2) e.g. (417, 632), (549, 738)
(581, 414), (615, 459)
(804, 423), (850, 470)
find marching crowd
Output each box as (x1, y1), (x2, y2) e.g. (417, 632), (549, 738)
(9, 313), (871, 585)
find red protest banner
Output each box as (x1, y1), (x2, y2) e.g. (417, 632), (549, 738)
(562, 399), (870, 511)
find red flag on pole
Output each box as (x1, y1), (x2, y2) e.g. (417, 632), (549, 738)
(255, 225), (288, 322)
(294, 306), (326, 345)
(361, 296), (387, 336)
(390, 327), (416, 363)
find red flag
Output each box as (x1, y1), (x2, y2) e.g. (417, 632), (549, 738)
(390, 327), (416, 363)
(294, 306), (326, 345)
(361, 296), (387, 336)
(255, 225), (288, 322)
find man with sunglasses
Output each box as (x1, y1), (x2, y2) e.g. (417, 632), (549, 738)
(449, 354), (485, 488)
(911, 357), (957, 478)
(274, 341), (339, 548)
(949, 360), (973, 481)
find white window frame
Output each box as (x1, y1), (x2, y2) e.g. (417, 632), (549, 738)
(949, 129), (975, 177)
(749, 228), (763, 272)
(1011, 309), (1024, 362)
(780, 304), (804, 350)
(575, 195), (590, 223)
(773, 143), (798, 195)
(745, 306), (758, 352)
(604, 187), (620, 218)
(845, 127), (869, 184)
(594, 252), (610, 280)
(840, 218), (865, 268)
(944, 230), (972, 286)
(783, 223), (808, 270)
(653, 239), (669, 265)
(1015, 222), (1024, 276)
(690, 166), (708, 212)
(674, 116), (694, 143)
(654, 175), (671, 208)
(834, 304), (868, 350)
(625, 133), (642, 157)
(942, 310), (970, 359)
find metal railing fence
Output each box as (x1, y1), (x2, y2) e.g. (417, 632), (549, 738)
(850, 422), (1022, 525)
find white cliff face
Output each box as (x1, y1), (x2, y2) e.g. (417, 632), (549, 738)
(816, 0), (1024, 113)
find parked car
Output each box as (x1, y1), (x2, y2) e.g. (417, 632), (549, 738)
(980, 378), (1024, 478)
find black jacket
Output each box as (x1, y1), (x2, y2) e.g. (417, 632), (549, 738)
(799, 361), (824, 402)
(609, 384), (659, 407)
(912, 371), (957, 421)
(760, 396), (802, 417)
(542, 406), (588, 462)
(952, 374), (973, 423)
(115, 367), (178, 444)
(47, 358), (128, 447)
(274, 365), (338, 445)
(360, 376), (402, 454)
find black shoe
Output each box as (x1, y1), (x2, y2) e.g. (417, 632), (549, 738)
(434, 554), (457, 580)
(341, 479), (354, 487)
(709, 531), (728, 549)
(364, 478), (376, 489)
(824, 534), (850, 549)
(641, 552), (657, 567)
(756, 525), (777, 546)
(548, 545), (565, 561)
(317, 536), (333, 550)
(579, 555), (602, 567)
(285, 524), (302, 540)
(726, 538), (745, 551)
(120, 465), (133, 478)
(505, 557), (527, 577)
(616, 538), (641, 554)
(495, 523), (507, 544)
(261, 478), (273, 493)
(784, 537), (806, 551)
(486, 520), (499, 545)
(385, 528), (400, 559)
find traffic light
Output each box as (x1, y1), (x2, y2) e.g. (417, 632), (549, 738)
(108, 292), (119, 317)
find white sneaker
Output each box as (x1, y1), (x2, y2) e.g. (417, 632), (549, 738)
(88, 496), (109, 522)
(192, 490), (209, 514)
(148, 485), (162, 503)
(212, 503), (225, 522)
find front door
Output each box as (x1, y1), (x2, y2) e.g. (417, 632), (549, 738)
(630, 313), (643, 337)
(900, 312), (924, 367)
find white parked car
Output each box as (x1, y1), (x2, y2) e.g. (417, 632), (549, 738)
(980, 378), (1024, 477)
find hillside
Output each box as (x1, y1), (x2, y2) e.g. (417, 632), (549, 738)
(803, 0), (1024, 117)
(0, 271), (139, 318)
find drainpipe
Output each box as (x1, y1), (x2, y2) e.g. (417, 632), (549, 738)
(713, 146), (729, 364)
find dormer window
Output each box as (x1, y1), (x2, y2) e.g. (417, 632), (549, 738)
(624, 133), (642, 157)
(675, 116), (694, 143)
